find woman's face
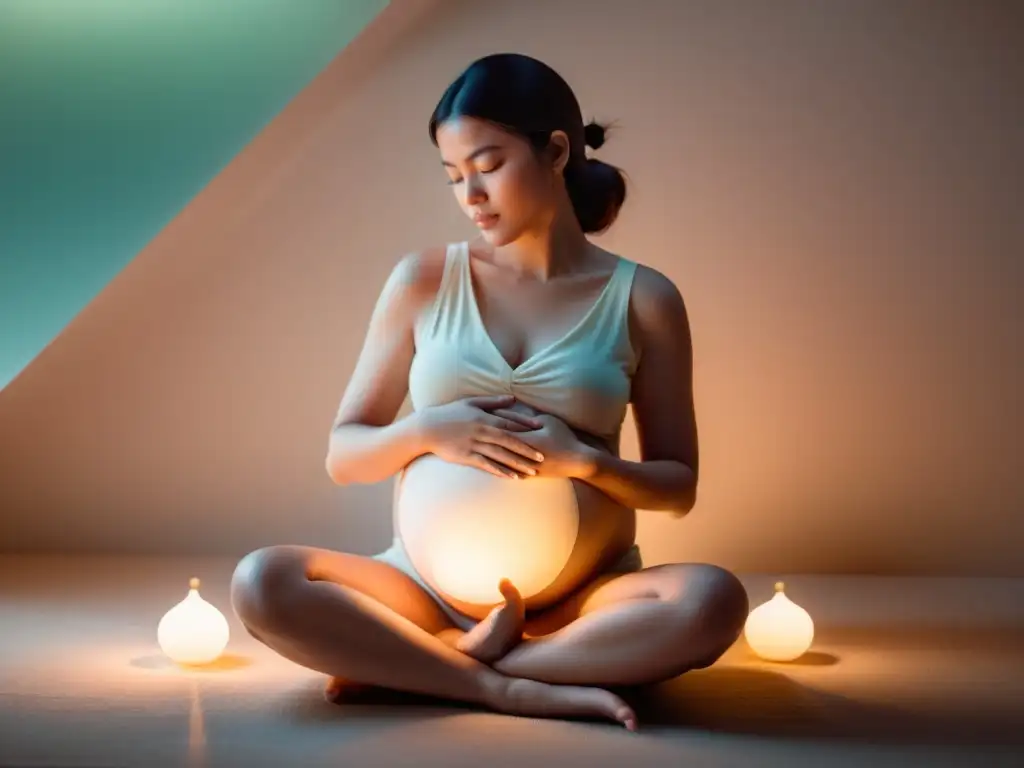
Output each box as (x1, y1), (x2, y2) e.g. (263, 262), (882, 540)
(435, 117), (569, 246)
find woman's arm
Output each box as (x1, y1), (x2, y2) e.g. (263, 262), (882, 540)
(325, 249), (444, 485)
(577, 452), (696, 518)
(327, 417), (429, 486)
(576, 266), (699, 517)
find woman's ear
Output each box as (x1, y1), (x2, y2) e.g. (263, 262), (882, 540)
(548, 130), (571, 175)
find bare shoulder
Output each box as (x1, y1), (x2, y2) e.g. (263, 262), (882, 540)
(376, 243), (450, 320)
(628, 262), (690, 338)
(389, 244), (448, 296)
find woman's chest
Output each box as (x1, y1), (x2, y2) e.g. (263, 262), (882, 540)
(472, 272), (614, 369)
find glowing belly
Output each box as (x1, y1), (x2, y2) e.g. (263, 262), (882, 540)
(396, 454), (579, 606)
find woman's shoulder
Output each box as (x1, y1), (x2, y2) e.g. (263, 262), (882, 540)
(624, 261), (689, 340)
(631, 262), (683, 304)
(595, 246), (680, 302)
(385, 243), (452, 303)
(600, 247), (683, 309)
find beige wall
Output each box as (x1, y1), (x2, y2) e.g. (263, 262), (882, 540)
(1, 0), (1021, 576)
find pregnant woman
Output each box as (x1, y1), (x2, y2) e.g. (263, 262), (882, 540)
(231, 53), (748, 731)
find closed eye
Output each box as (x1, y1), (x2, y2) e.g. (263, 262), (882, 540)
(446, 162), (503, 186)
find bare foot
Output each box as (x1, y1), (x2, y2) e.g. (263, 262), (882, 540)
(455, 578), (526, 664)
(324, 676), (374, 703)
(495, 677), (638, 732)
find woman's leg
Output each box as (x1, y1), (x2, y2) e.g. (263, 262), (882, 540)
(229, 544), (637, 727)
(477, 563), (749, 687)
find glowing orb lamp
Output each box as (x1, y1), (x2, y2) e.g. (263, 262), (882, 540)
(744, 581), (814, 662)
(157, 577), (230, 665)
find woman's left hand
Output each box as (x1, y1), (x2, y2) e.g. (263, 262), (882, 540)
(519, 414), (598, 480)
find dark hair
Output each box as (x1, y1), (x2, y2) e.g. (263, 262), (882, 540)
(429, 53), (627, 235)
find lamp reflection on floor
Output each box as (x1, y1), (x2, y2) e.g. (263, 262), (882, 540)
(188, 677), (205, 768)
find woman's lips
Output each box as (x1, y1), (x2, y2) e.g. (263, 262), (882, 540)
(474, 213), (500, 229)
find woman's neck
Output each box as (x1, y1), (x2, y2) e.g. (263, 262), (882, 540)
(489, 204), (590, 281)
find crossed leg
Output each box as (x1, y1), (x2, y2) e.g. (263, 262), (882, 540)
(230, 545), (637, 728)
(454, 563), (749, 687)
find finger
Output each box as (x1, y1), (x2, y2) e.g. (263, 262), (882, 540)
(468, 452), (519, 479)
(487, 414), (533, 433)
(496, 420), (531, 433)
(490, 409), (543, 430)
(477, 427), (546, 462)
(465, 394), (516, 410)
(473, 442), (540, 476)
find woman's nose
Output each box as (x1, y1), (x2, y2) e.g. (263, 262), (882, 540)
(464, 176), (487, 206)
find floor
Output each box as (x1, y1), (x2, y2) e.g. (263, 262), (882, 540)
(1, 555), (1022, 767)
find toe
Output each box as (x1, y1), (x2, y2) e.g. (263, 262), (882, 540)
(618, 707), (638, 731)
(324, 677), (344, 702)
(498, 578), (522, 604)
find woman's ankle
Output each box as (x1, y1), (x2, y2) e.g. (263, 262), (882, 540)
(475, 667), (514, 710)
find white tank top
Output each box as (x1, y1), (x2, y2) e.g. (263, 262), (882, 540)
(408, 240), (639, 447)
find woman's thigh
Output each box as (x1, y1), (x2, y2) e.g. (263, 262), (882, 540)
(522, 563), (734, 638)
(232, 544), (457, 636)
(521, 572), (622, 637)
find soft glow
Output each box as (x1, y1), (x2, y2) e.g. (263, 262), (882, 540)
(744, 581), (815, 662)
(397, 455), (579, 605)
(157, 577), (230, 665)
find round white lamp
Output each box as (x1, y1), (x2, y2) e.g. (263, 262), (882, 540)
(744, 581), (814, 662)
(157, 577), (230, 665)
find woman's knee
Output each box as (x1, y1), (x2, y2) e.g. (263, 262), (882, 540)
(230, 545), (307, 631)
(658, 563), (749, 665)
(703, 565), (748, 627)
(686, 564), (749, 665)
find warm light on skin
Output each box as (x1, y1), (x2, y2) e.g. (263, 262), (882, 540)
(743, 581), (815, 662)
(157, 577), (230, 665)
(398, 455), (579, 606)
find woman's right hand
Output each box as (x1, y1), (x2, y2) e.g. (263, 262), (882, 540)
(416, 394), (546, 479)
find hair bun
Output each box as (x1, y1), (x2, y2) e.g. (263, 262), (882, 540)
(583, 121), (606, 150)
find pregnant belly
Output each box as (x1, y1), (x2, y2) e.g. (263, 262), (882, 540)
(395, 453), (634, 617)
